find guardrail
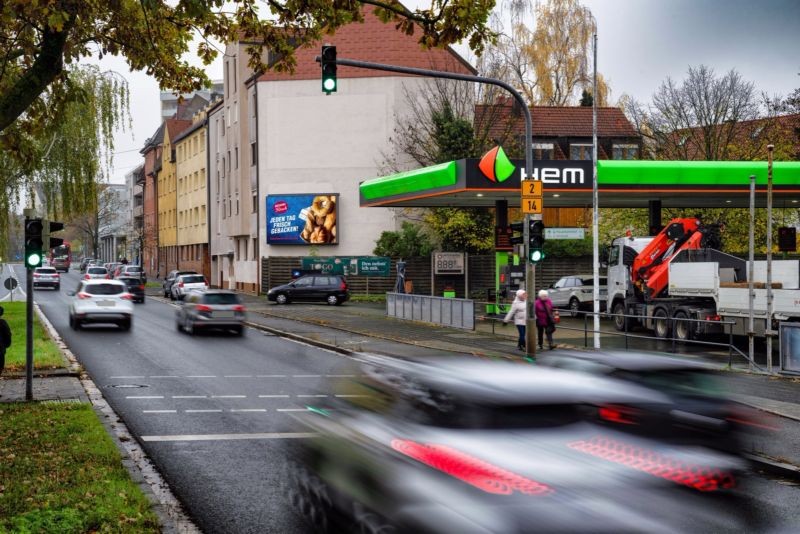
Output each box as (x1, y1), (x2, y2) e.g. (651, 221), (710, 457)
(386, 293), (474, 330)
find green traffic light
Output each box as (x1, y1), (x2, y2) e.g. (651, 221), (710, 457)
(323, 77), (336, 92)
(530, 249), (545, 263)
(27, 252), (41, 267)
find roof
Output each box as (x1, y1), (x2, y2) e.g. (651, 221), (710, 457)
(140, 122), (165, 154)
(173, 118), (206, 144)
(165, 118), (192, 144)
(475, 104), (640, 139)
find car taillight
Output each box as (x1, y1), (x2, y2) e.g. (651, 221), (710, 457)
(33, 273), (40, 278)
(178, 281), (184, 287)
(196, 304), (212, 312)
(84, 274), (90, 280)
(598, 404), (640, 425)
(54, 274), (59, 278)
(77, 292), (92, 299)
(705, 314), (721, 321)
(138, 285), (145, 291)
(120, 293), (134, 300)
(105, 274), (111, 279)
(726, 404), (780, 431)
(339, 280), (347, 290)
(232, 305), (245, 312)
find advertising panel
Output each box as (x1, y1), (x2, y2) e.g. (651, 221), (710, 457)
(266, 194), (339, 245)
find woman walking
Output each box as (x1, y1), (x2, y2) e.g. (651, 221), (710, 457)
(503, 289), (528, 351)
(535, 289), (557, 350)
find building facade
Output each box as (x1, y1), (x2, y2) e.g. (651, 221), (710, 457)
(156, 118), (191, 277)
(97, 184), (128, 263)
(207, 100), (235, 289)
(141, 124), (164, 275)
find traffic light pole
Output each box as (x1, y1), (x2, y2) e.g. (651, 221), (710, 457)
(25, 266), (33, 400)
(322, 55), (535, 355)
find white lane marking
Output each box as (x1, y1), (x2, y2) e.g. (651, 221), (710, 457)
(224, 375), (253, 378)
(293, 375), (321, 378)
(172, 395), (207, 399)
(141, 432), (317, 442)
(334, 395), (368, 398)
(150, 375), (179, 378)
(185, 409), (223, 413)
(259, 395), (290, 398)
(211, 395), (246, 399)
(297, 395), (328, 398)
(186, 375), (216, 378)
(229, 408), (267, 412)
(143, 410), (178, 414)
(111, 376), (145, 379)
(326, 374), (356, 378)
(257, 375), (286, 378)
(276, 408), (308, 412)
(126, 396), (165, 399)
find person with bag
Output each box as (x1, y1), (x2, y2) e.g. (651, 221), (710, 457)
(503, 289), (528, 351)
(0, 305), (11, 376)
(535, 289), (557, 350)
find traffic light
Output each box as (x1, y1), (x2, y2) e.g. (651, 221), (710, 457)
(46, 220), (65, 248)
(778, 226), (797, 252)
(529, 220), (546, 264)
(24, 218), (43, 269)
(509, 222), (524, 245)
(321, 45), (337, 94)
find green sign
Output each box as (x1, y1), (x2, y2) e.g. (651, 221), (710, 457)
(301, 256), (390, 276)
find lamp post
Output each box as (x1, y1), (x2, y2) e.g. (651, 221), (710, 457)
(591, 24), (601, 349)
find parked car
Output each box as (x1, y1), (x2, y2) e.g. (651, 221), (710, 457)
(170, 273), (208, 300)
(548, 274), (607, 317)
(117, 276), (145, 304)
(175, 290), (246, 336)
(162, 269), (198, 298)
(114, 264), (146, 281)
(83, 266), (110, 280)
(288, 355), (754, 533)
(267, 274), (349, 305)
(536, 349), (773, 455)
(68, 279), (134, 331)
(32, 267), (60, 290)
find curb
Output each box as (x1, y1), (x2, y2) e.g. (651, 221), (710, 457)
(744, 452), (800, 481)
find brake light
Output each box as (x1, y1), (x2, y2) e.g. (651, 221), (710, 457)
(599, 404), (640, 425)
(178, 281), (184, 288)
(54, 273), (60, 278)
(84, 274), (90, 280)
(120, 293), (134, 300)
(138, 285), (145, 291)
(705, 314), (721, 322)
(77, 292), (92, 299)
(196, 304), (212, 312)
(105, 274), (111, 279)
(232, 305), (245, 312)
(391, 439), (552, 496)
(33, 273), (40, 278)
(339, 280), (347, 290)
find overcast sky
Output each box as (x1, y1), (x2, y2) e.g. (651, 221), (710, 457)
(102, 0), (800, 184)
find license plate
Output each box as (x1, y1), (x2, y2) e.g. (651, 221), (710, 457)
(97, 300), (115, 307)
(213, 311), (234, 318)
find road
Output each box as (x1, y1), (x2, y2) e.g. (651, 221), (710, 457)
(13, 264), (800, 533)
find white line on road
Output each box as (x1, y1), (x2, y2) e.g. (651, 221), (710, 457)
(150, 375), (180, 378)
(211, 395), (246, 398)
(186, 375), (217, 378)
(141, 432), (317, 442)
(229, 409), (267, 412)
(276, 408), (308, 412)
(143, 410), (178, 414)
(185, 409), (223, 413)
(172, 395), (207, 399)
(326, 375), (356, 378)
(223, 375), (253, 378)
(297, 395), (328, 398)
(256, 375), (286, 378)
(126, 396), (165, 399)
(259, 395), (290, 398)
(293, 375), (321, 378)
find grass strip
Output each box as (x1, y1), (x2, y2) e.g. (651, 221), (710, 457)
(3, 302), (66, 371)
(0, 402), (160, 533)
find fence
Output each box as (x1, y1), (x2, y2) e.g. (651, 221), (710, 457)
(386, 292), (474, 330)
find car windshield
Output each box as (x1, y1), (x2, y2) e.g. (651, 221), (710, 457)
(182, 275), (205, 284)
(579, 277), (607, 286)
(410, 401), (585, 429)
(84, 284), (124, 295)
(35, 268), (56, 274)
(87, 267), (107, 274)
(204, 293), (240, 305)
(126, 266), (142, 272)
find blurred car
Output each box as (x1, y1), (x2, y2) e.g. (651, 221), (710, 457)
(117, 275), (145, 304)
(162, 269), (198, 298)
(68, 279), (134, 331)
(32, 267), (60, 290)
(79, 258), (95, 272)
(267, 274), (349, 305)
(104, 262), (120, 274)
(114, 264), (146, 281)
(83, 266), (110, 280)
(288, 355), (755, 534)
(170, 273), (208, 300)
(175, 290), (246, 335)
(52, 256), (70, 272)
(548, 275), (607, 317)
(536, 349), (774, 454)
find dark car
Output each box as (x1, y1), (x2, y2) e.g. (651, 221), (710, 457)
(117, 276), (145, 303)
(175, 290), (246, 336)
(288, 355), (755, 533)
(267, 274), (349, 305)
(162, 269), (198, 298)
(536, 349), (774, 454)
(79, 258), (95, 273)
(33, 267), (60, 290)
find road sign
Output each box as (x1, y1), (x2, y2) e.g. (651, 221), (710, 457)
(4, 277), (17, 290)
(434, 252), (464, 275)
(521, 180), (542, 197)
(521, 180), (543, 214)
(521, 198), (542, 214)
(545, 228), (585, 240)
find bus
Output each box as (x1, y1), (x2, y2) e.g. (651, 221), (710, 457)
(50, 241), (72, 272)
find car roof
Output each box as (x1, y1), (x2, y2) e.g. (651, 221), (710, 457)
(544, 349), (717, 372)
(81, 278), (125, 286)
(35, 267), (56, 270)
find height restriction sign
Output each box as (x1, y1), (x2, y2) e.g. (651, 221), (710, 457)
(521, 180), (543, 214)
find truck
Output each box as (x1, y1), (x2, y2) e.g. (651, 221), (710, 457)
(607, 217), (800, 341)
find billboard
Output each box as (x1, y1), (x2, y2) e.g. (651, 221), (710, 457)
(266, 194), (339, 245)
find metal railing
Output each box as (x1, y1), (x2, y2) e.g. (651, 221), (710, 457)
(386, 293), (474, 330)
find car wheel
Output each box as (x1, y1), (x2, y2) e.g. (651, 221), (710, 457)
(235, 326), (245, 337)
(55, 285), (60, 291)
(653, 308), (670, 339)
(185, 319), (194, 335)
(287, 461), (339, 533)
(176, 320), (183, 332)
(69, 315), (79, 331)
(326, 294), (339, 306)
(276, 293), (289, 305)
(121, 318), (132, 331)
(568, 297), (580, 318)
(674, 310), (692, 342)
(612, 301), (629, 332)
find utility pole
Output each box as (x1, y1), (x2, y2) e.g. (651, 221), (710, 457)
(766, 145), (774, 373)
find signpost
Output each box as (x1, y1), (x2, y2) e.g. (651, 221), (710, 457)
(433, 252), (465, 275)
(520, 180), (543, 215)
(545, 228), (585, 240)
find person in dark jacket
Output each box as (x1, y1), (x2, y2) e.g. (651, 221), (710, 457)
(0, 306), (11, 376)
(534, 289), (556, 350)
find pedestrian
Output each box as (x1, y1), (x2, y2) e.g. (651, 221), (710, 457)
(503, 289), (528, 351)
(0, 305), (11, 376)
(535, 289), (557, 350)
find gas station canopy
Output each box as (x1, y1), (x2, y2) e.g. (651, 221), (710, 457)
(359, 158), (800, 209)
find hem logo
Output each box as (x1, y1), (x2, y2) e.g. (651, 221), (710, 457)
(479, 146), (515, 183)
(528, 167), (585, 184)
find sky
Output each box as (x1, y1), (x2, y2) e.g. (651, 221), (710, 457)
(100, 0), (800, 184)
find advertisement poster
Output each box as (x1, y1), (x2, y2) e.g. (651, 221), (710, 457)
(266, 194), (338, 245)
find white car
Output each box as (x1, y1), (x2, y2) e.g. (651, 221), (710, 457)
(170, 273), (208, 300)
(83, 266), (110, 280)
(32, 267), (60, 290)
(548, 274), (608, 317)
(68, 279), (134, 331)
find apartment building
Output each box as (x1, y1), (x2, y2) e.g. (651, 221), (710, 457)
(208, 100), (235, 288)
(156, 118), (191, 277)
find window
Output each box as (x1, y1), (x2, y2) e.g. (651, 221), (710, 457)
(251, 142), (257, 166)
(532, 142), (554, 160)
(294, 277), (313, 287)
(252, 193), (257, 214)
(570, 144), (592, 160)
(252, 238), (257, 260)
(235, 147), (238, 169)
(612, 144), (638, 160)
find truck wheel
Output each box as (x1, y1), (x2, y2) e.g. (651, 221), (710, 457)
(674, 311), (692, 341)
(653, 308), (671, 339)
(612, 301), (628, 332)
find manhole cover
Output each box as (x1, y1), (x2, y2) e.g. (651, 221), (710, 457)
(107, 384), (149, 388)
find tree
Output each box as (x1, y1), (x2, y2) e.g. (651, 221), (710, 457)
(579, 89), (593, 107)
(373, 221), (435, 258)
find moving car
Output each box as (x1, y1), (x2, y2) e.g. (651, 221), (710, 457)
(267, 274), (349, 305)
(52, 256), (70, 272)
(536, 349), (773, 454)
(114, 264), (146, 281)
(83, 266), (110, 280)
(162, 269), (198, 298)
(170, 273), (208, 300)
(79, 258), (95, 273)
(68, 279), (134, 331)
(548, 274), (607, 317)
(175, 290), (246, 335)
(117, 275), (145, 304)
(289, 355), (755, 533)
(32, 267), (60, 290)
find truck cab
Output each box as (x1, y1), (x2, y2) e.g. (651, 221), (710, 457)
(607, 236), (652, 330)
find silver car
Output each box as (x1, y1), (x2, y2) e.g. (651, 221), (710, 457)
(548, 274), (607, 317)
(175, 290), (246, 336)
(83, 266), (109, 280)
(170, 273), (208, 300)
(32, 267), (60, 290)
(68, 279), (134, 331)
